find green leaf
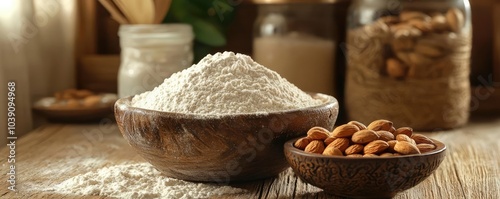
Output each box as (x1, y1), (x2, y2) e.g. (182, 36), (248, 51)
(165, 0), (226, 46)
(189, 16), (226, 46)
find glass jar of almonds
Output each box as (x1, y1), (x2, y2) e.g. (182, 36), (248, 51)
(345, 0), (472, 130)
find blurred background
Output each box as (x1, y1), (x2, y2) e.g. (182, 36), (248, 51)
(1, 0), (499, 145)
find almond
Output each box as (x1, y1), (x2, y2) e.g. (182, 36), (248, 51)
(82, 95), (102, 107)
(327, 138), (350, 152)
(322, 146), (343, 156)
(378, 16), (400, 25)
(446, 7), (464, 33)
(387, 140), (397, 152)
(396, 134), (417, 145)
(409, 52), (434, 66)
(394, 127), (413, 137)
(347, 154), (363, 157)
(345, 144), (364, 155)
(408, 19), (433, 32)
(389, 126), (396, 134)
(394, 141), (420, 155)
(324, 137), (336, 145)
(352, 129), (380, 144)
(393, 153), (402, 156)
(66, 99), (80, 108)
(414, 41), (445, 58)
(392, 24), (422, 38)
(364, 140), (389, 154)
(417, 143), (437, 153)
(331, 124), (360, 138)
(411, 134), (435, 145)
(304, 140), (325, 154)
(75, 89), (94, 99)
(377, 130), (395, 141)
(363, 154), (379, 157)
(396, 52), (412, 66)
(430, 14), (449, 32)
(392, 37), (415, 51)
(380, 153), (394, 157)
(294, 137), (312, 150)
(400, 11), (431, 22)
(347, 121), (367, 130)
(386, 58), (407, 78)
(367, 119), (393, 131)
(306, 127), (330, 140)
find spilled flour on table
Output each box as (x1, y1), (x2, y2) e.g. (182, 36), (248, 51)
(49, 163), (245, 199)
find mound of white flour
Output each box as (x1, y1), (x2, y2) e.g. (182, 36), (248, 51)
(52, 163), (245, 199)
(132, 51), (322, 115)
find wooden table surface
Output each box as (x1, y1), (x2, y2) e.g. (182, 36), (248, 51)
(1, 117), (499, 199)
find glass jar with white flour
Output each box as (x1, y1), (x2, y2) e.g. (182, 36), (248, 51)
(118, 24), (193, 98)
(252, 0), (339, 96)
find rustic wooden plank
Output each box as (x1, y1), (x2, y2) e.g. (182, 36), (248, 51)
(494, 4), (500, 81)
(470, 86), (500, 115)
(470, 1), (500, 114)
(78, 55), (120, 93)
(418, 121), (500, 199)
(96, 6), (121, 54)
(0, 123), (143, 199)
(77, 0), (97, 55)
(1, 118), (499, 199)
(469, 0), (495, 85)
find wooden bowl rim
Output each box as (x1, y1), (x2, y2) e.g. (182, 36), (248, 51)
(284, 137), (446, 160)
(115, 93), (338, 120)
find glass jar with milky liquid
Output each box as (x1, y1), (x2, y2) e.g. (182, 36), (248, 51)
(252, 0), (338, 96)
(118, 24), (194, 98)
(345, 0), (472, 130)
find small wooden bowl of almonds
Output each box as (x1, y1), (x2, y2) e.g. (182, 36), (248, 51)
(284, 119), (446, 198)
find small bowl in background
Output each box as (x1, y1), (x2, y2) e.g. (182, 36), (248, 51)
(115, 93), (338, 182)
(284, 138), (446, 198)
(33, 93), (117, 122)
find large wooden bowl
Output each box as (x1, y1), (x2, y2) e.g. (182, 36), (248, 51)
(115, 93), (338, 182)
(284, 138), (446, 198)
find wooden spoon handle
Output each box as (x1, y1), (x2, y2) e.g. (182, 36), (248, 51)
(113, 0), (137, 24)
(153, 0), (172, 24)
(98, 0), (129, 24)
